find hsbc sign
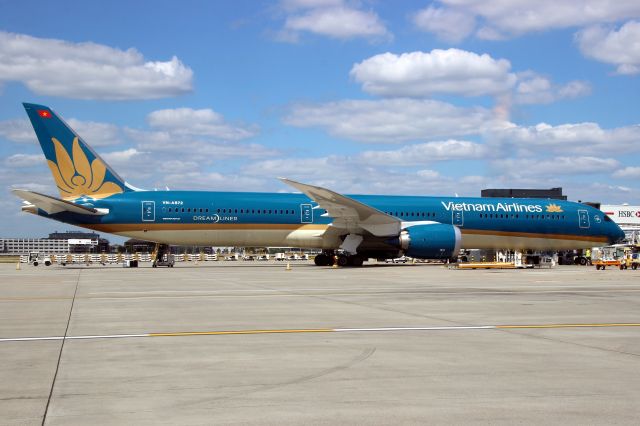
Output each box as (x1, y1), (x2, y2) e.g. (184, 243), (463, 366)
(601, 205), (640, 225)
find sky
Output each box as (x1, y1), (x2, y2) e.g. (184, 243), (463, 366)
(0, 0), (639, 239)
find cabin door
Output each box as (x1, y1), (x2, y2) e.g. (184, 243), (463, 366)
(578, 209), (590, 229)
(300, 204), (313, 223)
(142, 201), (155, 222)
(452, 210), (464, 226)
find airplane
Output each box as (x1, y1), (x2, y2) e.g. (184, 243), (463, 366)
(13, 103), (626, 267)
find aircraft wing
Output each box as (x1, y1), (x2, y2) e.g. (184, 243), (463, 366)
(12, 189), (107, 216)
(279, 178), (401, 237)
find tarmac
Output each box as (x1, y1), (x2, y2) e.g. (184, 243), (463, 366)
(1, 261), (639, 425)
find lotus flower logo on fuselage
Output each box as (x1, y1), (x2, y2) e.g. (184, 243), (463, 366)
(47, 137), (123, 200)
(546, 204), (564, 213)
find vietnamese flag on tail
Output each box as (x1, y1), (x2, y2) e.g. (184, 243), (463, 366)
(37, 110), (51, 118)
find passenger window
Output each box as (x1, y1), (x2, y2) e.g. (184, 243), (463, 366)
(181, 208), (185, 213)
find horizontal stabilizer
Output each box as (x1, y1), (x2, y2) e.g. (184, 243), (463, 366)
(12, 189), (107, 216)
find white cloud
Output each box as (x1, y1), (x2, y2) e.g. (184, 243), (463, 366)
(0, 119), (35, 143)
(491, 122), (640, 155)
(576, 21), (640, 74)
(412, 6), (476, 43)
(67, 119), (123, 146)
(160, 171), (267, 192)
(350, 50), (589, 107)
(146, 108), (257, 140)
(101, 148), (142, 165)
(3, 153), (44, 168)
(492, 156), (620, 178)
(613, 166), (640, 178)
(277, 0), (390, 41)
(0, 118), (123, 146)
(284, 98), (502, 143)
(358, 140), (489, 165)
(246, 156), (461, 195)
(125, 128), (275, 161)
(514, 73), (591, 104)
(0, 31), (193, 100)
(351, 49), (516, 97)
(412, 1), (640, 41)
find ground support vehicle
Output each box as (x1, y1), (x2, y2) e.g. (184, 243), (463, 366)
(593, 259), (621, 270)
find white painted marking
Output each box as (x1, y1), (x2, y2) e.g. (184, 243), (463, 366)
(0, 333), (148, 343)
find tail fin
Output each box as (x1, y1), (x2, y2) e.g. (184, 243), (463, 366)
(23, 103), (133, 200)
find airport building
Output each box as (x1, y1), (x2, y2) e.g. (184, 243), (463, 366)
(0, 231), (109, 256)
(602, 204), (640, 244)
(481, 187), (567, 200)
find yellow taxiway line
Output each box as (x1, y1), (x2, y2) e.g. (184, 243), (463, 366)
(2, 323), (640, 343)
(0, 323), (640, 343)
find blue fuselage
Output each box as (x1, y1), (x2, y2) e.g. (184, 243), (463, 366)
(34, 190), (625, 252)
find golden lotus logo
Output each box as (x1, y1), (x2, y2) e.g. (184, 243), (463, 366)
(47, 137), (123, 200)
(546, 203), (563, 213)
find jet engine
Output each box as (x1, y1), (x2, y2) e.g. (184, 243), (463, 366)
(393, 223), (462, 259)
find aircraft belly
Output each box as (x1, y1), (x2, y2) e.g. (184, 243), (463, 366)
(461, 233), (596, 250)
(115, 228), (337, 249)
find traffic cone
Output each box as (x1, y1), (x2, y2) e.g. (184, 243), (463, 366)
(286, 262), (291, 271)
(332, 256), (338, 268)
(16, 262), (21, 271)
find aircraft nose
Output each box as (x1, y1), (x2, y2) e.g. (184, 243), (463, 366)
(611, 226), (626, 244)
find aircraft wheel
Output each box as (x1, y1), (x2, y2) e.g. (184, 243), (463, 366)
(314, 254), (328, 266)
(337, 255), (349, 267)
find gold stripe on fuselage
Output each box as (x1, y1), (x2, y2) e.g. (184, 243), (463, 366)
(84, 223), (329, 233)
(82, 222), (608, 246)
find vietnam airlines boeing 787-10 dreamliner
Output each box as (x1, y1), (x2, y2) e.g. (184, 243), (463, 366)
(13, 103), (625, 266)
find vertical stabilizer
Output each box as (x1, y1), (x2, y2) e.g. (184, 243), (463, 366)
(23, 103), (132, 200)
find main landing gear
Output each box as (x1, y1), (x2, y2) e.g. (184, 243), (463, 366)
(152, 243), (175, 268)
(314, 251), (365, 267)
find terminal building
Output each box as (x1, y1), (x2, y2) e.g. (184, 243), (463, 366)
(0, 231), (110, 256)
(481, 187), (567, 200)
(601, 205), (640, 244)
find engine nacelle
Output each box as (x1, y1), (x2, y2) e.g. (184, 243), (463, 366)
(397, 223), (462, 259)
